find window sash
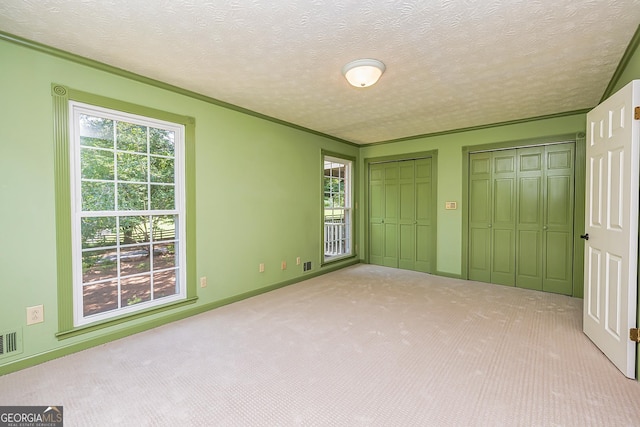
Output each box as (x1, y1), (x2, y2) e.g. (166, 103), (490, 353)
(69, 101), (187, 326)
(323, 155), (352, 261)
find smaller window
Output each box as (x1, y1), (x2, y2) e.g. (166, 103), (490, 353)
(323, 155), (353, 262)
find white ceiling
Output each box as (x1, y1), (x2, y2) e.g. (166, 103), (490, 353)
(1, 1), (639, 145)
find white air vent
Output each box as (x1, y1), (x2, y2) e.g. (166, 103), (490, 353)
(0, 329), (23, 358)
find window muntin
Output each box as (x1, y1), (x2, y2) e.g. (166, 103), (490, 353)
(70, 102), (186, 326)
(323, 156), (352, 261)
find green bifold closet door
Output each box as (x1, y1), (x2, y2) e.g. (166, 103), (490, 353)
(468, 143), (575, 295)
(369, 158), (434, 273)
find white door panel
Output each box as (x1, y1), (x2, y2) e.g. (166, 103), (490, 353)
(583, 80), (639, 379)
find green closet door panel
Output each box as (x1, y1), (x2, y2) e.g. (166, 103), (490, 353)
(383, 163), (399, 267)
(516, 147), (544, 290)
(543, 144), (574, 295)
(369, 223), (384, 265)
(469, 152), (492, 282)
(416, 158), (432, 179)
(546, 176), (572, 226)
(369, 183), (384, 222)
(519, 150), (543, 173)
(384, 183), (398, 222)
(399, 162), (415, 229)
(494, 153), (516, 174)
(547, 147), (572, 170)
(518, 177), (542, 224)
(492, 228), (515, 286)
(369, 163), (385, 223)
(471, 154), (491, 175)
(517, 229), (542, 289)
(398, 180), (415, 270)
(369, 164), (385, 266)
(469, 227), (491, 282)
(492, 178), (516, 224)
(383, 223), (398, 267)
(399, 161), (414, 179)
(492, 151), (516, 238)
(415, 158), (433, 273)
(370, 166), (384, 180)
(399, 223), (416, 270)
(384, 162), (399, 213)
(491, 150), (516, 286)
(493, 178), (516, 224)
(398, 161), (415, 270)
(384, 162), (399, 179)
(399, 180), (415, 223)
(416, 181), (432, 223)
(382, 163), (398, 266)
(544, 231), (572, 294)
(470, 180), (491, 223)
(415, 224), (432, 273)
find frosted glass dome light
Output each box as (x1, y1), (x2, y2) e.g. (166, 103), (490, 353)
(342, 59), (386, 88)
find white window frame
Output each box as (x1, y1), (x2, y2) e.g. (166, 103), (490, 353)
(69, 101), (187, 327)
(323, 155), (353, 262)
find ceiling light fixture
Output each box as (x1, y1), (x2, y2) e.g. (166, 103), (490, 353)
(342, 59), (386, 88)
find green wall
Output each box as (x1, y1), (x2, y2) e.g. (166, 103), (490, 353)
(605, 25), (640, 96)
(0, 38), (357, 374)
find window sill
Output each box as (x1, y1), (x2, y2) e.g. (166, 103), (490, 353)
(56, 296), (198, 340)
(322, 253), (357, 267)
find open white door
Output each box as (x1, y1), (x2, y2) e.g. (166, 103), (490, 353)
(583, 80), (640, 379)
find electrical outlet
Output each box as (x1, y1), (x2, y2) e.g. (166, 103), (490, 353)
(281, 261), (287, 270)
(259, 263), (265, 273)
(200, 277), (207, 288)
(296, 257), (301, 265)
(26, 305), (44, 325)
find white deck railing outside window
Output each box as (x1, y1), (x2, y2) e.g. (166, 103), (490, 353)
(324, 222), (348, 257)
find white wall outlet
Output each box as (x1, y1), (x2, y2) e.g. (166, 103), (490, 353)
(26, 305), (44, 325)
(296, 257), (301, 265)
(259, 263), (265, 273)
(200, 276), (207, 288)
(281, 261), (287, 270)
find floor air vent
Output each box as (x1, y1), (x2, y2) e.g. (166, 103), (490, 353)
(0, 329), (23, 358)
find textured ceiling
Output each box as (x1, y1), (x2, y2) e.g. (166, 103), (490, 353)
(1, 1), (639, 144)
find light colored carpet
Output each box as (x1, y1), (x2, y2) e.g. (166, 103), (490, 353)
(1, 264), (639, 426)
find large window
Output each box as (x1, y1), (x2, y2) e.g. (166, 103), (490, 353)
(69, 102), (186, 326)
(323, 155), (353, 262)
